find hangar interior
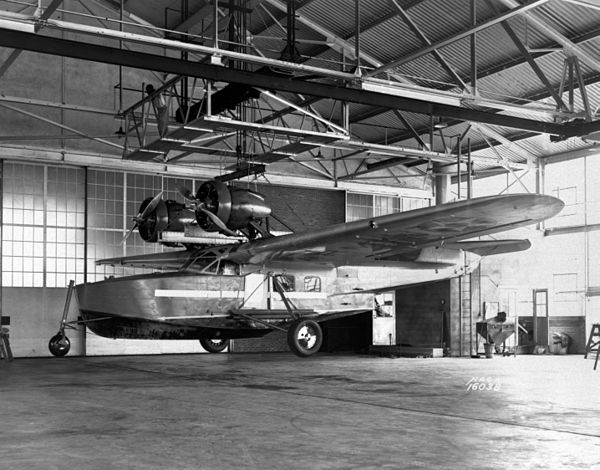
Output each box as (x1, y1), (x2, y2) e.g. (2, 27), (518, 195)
(0, 0), (599, 359)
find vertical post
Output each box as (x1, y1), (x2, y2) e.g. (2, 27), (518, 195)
(206, 81), (212, 116)
(355, 0), (361, 74)
(458, 277), (463, 355)
(434, 164), (450, 205)
(429, 114), (434, 151)
(0, 161), (3, 328)
(568, 57), (574, 111)
(84, 168), (88, 284)
(470, 0), (477, 94)
(118, 0), (124, 113)
(342, 102), (349, 132)
(287, 0), (295, 59)
(467, 137), (472, 200)
(456, 135), (462, 200)
(213, 0), (219, 49)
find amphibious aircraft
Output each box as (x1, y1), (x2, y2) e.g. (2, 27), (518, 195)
(48, 179), (563, 357)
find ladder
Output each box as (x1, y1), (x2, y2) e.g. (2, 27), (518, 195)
(0, 327), (13, 361)
(584, 323), (600, 370)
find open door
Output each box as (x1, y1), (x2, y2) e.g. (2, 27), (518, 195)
(533, 289), (549, 347)
(372, 292), (396, 345)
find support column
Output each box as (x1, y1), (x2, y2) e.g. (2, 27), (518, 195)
(434, 163), (450, 205)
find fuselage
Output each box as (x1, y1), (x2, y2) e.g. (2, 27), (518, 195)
(76, 253), (476, 340)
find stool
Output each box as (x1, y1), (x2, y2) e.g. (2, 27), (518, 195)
(0, 327), (13, 361)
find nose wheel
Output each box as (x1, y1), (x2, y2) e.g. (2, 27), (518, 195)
(49, 332), (71, 357)
(287, 319), (323, 357)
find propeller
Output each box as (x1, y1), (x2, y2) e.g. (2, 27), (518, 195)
(177, 185), (239, 237)
(122, 191), (163, 243)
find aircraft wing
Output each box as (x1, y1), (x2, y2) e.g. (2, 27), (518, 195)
(98, 193), (562, 270)
(224, 193), (562, 266)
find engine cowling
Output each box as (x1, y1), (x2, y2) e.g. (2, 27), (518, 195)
(195, 181), (271, 233)
(137, 198), (195, 242)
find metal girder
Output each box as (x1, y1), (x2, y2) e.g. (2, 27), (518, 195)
(476, 129), (531, 193)
(0, 102), (123, 151)
(0, 0), (63, 78)
(484, 0), (567, 110)
(261, 0), (414, 84)
(0, 27), (573, 136)
(562, 0), (600, 10)
(470, 122), (537, 166)
(390, 0), (468, 90)
(499, 0), (600, 73)
(365, 0), (551, 78)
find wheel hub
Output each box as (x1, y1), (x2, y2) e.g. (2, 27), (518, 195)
(297, 325), (317, 349)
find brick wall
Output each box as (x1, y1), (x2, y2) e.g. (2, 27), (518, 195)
(233, 182), (346, 232)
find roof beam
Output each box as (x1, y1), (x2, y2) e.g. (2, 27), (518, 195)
(365, 0), (551, 78)
(389, 0), (468, 90)
(0, 27), (571, 136)
(261, 0), (414, 83)
(499, 0), (600, 73)
(0, 0), (63, 78)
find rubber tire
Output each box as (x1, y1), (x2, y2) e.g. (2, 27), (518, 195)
(200, 338), (230, 353)
(48, 333), (71, 357)
(287, 319), (323, 357)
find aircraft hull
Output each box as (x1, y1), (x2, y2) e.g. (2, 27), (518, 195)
(76, 272), (270, 340)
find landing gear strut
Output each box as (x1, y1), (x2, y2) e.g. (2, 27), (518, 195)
(49, 279), (74, 357)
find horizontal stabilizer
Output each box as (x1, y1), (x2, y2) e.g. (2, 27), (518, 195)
(444, 239), (531, 256)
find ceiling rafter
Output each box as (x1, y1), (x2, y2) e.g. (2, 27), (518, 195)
(0, 0), (63, 78)
(343, 24), (600, 152)
(365, 0), (551, 78)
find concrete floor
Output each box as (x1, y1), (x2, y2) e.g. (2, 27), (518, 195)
(1, 353), (599, 470)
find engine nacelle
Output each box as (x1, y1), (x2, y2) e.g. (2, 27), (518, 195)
(138, 198), (195, 242)
(195, 181), (271, 233)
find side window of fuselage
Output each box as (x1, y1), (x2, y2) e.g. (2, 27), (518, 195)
(304, 276), (321, 293)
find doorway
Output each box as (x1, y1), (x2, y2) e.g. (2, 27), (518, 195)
(533, 289), (549, 346)
(372, 292), (396, 345)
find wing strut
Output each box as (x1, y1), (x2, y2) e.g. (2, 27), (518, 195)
(272, 274), (301, 320)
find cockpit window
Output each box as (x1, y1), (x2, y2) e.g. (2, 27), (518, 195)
(274, 274), (295, 292)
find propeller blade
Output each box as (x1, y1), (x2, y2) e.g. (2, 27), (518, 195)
(121, 222), (138, 244)
(198, 205), (238, 237)
(139, 191), (163, 220)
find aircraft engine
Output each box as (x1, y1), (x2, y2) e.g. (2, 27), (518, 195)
(137, 197), (195, 243)
(194, 180), (271, 234)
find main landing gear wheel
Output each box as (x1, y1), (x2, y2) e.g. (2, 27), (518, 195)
(200, 338), (230, 353)
(287, 319), (323, 357)
(48, 333), (71, 357)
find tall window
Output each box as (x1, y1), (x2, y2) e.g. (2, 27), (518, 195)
(2, 162), (197, 286)
(374, 195), (401, 217)
(346, 193), (373, 222)
(2, 162), (85, 287)
(347, 192), (428, 221)
(87, 169), (126, 281)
